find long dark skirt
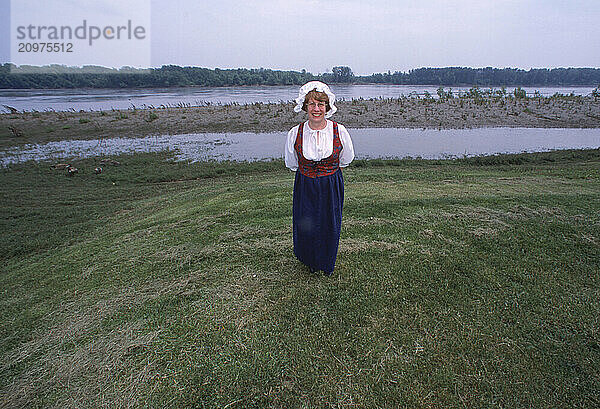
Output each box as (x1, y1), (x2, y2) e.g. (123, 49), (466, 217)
(292, 169), (344, 273)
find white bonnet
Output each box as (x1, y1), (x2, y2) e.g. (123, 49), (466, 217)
(293, 81), (337, 118)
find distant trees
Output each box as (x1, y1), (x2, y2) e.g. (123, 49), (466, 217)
(1, 64), (599, 89)
(319, 66), (354, 84)
(361, 67), (600, 87)
(0, 64), (316, 89)
(331, 66), (354, 83)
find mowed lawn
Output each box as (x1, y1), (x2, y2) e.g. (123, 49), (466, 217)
(1, 150), (599, 408)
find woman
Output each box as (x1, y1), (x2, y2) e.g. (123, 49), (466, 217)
(285, 81), (354, 276)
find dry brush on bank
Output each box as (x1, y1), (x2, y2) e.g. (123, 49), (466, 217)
(1, 94), (599, 148)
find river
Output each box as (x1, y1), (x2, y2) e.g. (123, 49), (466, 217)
(0, 84), (596, 113)
(2, 128), (599, 167)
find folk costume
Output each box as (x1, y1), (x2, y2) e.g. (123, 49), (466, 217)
(285, 82), (355, 275)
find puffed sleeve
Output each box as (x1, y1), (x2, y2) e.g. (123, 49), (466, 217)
(284, 125), (299, 171)
(338, 124), (355, 167)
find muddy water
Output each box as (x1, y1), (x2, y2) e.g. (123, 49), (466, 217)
(1, 128), (599, 167)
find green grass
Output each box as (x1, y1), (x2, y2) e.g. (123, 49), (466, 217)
(1, 150), (599, 408)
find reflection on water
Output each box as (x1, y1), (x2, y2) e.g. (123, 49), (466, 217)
(2, 128), (599, 167)
(354, 128), (600, 159)
(0, 84), (596, 112)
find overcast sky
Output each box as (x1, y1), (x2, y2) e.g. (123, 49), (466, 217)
(2, 0), (600, 75)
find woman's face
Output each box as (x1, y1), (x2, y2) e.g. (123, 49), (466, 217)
(307, 98), (327, 123)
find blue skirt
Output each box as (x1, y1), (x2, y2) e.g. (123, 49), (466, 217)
(292, 169), (344, 273)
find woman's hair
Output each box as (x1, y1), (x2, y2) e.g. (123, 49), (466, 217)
(302, 89), (331, 112)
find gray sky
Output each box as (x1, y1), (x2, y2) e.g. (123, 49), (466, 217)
(3, 0), (600, 75)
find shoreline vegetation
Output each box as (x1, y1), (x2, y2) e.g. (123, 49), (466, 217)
(1, 149), (599, 407)
(1, 92), (600, 149)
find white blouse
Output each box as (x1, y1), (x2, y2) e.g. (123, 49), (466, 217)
(285, 120), (355, 171)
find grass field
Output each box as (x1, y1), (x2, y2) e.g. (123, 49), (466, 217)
(1, 150), (599, 408)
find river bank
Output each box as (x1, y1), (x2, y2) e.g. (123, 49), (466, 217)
(1, 150), (599, 407)
(1, 95), (599, 148)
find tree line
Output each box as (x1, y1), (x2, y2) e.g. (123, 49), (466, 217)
(1, 64), (599, 89)
(0, 64), (316, 89)
(364, 67), (600, 86)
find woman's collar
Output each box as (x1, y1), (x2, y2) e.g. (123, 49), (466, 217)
(306, 119), (331, 132)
